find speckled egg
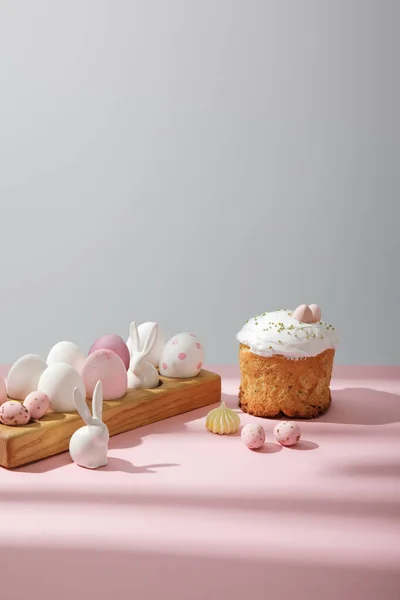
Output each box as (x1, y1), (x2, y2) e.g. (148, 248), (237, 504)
(0, 377), (7, 406)
(6, 354), (47, 400)
(89, 334), (130, 370)
(159, 332), (204, 379)
(23, 391), (50, 420)
(274, 421), (301, 446)
(0, 401), (30, 426)
(241, 423), (266, 449)
(82, 349), (127, 400)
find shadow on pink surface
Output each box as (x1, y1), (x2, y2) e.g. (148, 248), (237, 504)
(1, 543), (399, 600)
(0, 487), (398, 521)
(322, 388), (400, 425)
(326, 461), (400, 479)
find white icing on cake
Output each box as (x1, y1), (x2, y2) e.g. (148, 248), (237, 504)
(236, 309), (339, 359)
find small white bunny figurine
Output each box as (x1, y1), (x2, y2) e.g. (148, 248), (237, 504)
(127, 321), (160, 389)
(69, 380), (109, 469)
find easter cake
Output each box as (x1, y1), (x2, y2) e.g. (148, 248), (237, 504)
(236, 304), (338, 419)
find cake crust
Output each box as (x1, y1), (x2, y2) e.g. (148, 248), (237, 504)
(238, 345), (335, 419)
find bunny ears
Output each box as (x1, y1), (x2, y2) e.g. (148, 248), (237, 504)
(73, 380), (103, 426)
(129, 321), (158, 358)
(292, 304), (322, 324)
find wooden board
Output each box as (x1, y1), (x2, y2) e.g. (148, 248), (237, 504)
(0, 369), (221, 469)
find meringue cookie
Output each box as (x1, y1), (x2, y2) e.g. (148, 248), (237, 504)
(206, 401), (240, 435)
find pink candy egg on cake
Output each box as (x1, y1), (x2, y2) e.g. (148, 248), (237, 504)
(89, 334), (130, 370)
(23, 391), (50, 420)
(82, 349), (127, 400)
(292, 305), (314, 324)
(0, 401), (30, 426)
(309, 304), (322, 322)
(241, 423), (265, 449)
(274, 421), (301, 446)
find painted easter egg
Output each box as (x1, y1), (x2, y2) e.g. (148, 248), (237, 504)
(6, 354), (47, 401)
(241, 423), (266, 449)
(309, 304), (322, 322)
(159, 333), (204, 379)
(0, 377), (7, 406)
(292, 305), (314, 324)
(0, 401), (30, 426)
(89, 334), (130, 370)
(82, 349), (127, 400)
(127, 322), (165, 367)
(23, 391), (50, 420)
(274, 421), (301, 446)
(38, 364), (86, 412)
(47, 341), (86, 373)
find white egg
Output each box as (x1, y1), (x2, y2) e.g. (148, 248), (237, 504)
(38, 363), (86, 412)
(159, 332), (204, 379)
(6, 354), (47, 400)
(47, 341), (86, 373)
(126, 322), (165, 367)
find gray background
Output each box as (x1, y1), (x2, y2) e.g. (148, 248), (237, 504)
(0, 0), (399, 365)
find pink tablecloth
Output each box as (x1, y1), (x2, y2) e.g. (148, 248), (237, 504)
(0, 365), (399, 600)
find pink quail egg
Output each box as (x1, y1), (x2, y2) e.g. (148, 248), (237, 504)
(292, 305), (314, 324)
(309, 304), (322, 322)
(38, 364), (86, 412)
(89, 334), (130, 370)
(159, 332), (204, 379)
(82, 349), (127, 400)
(23, 391), (50, 420)
(241, 423), (266, 449)
(0, 401), (30, 426)
(6, 354), (47, 400)
(47, 341), (86, 373)
(274, 421), (301, 446)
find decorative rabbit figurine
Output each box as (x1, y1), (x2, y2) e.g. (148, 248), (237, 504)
(69, 380), (109, 469)
(127, 321), (160, 389)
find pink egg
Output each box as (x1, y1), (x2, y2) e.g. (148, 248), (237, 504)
(309, 304), (322, 322)
(241, 423), (266, 449)
(0, 401), (30, 426)
(89, 334), (130, 370)
(82, 349), (127, 400)
(23, 391), (50, 420)
(292, 304), (314, 324)
(0, 377), (7, 406)
(274, 421), (301, 446)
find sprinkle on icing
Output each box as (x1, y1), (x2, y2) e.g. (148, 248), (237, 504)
(236, 309), (339, 359)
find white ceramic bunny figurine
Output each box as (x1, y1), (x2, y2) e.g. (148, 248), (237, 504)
(69, 380), (109, 469)
(127, 321), (160, 389)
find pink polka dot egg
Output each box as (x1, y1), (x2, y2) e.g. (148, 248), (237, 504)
(241, 423), (266, 449)
(274, 421), (301, 446)
(159, 332), (204, 379)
